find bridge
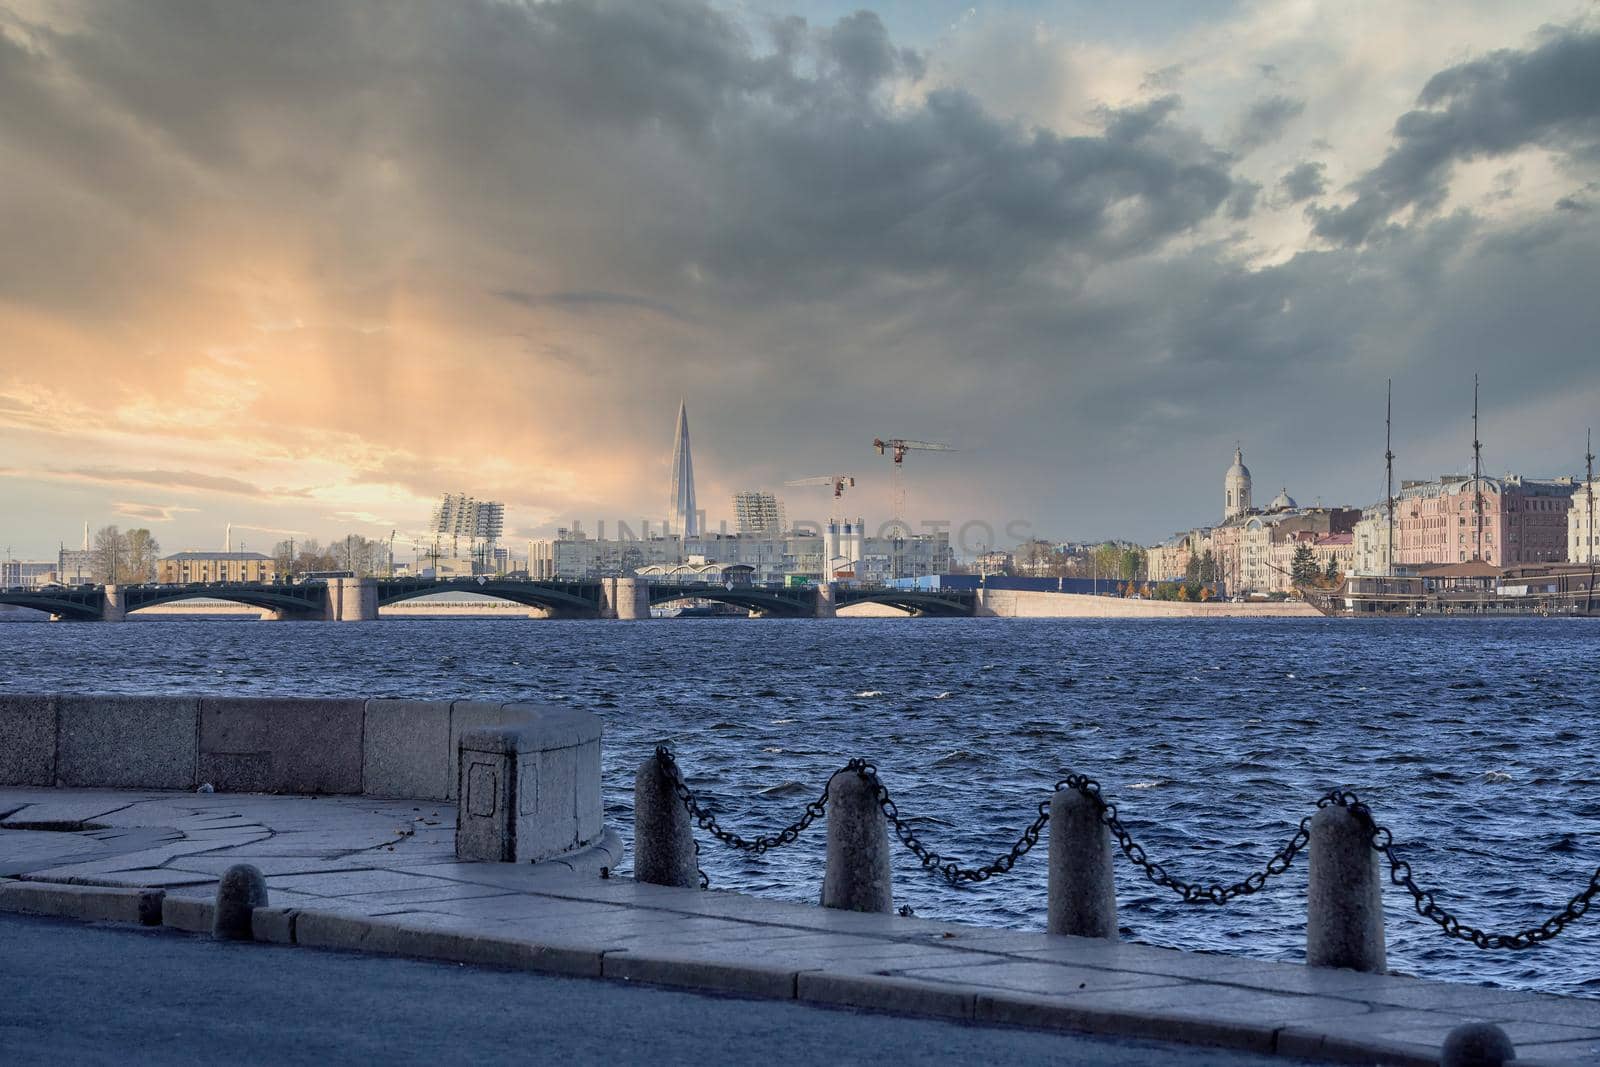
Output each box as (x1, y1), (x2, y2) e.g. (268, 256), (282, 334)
(0, 577), (980, 621)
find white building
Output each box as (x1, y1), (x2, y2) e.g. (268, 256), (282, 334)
(1571, 480), (1600, 566)
(528, 527), (949, 583)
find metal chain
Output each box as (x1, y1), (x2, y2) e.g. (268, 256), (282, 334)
(655, 745), (830, 887)
(850, 760), (1052, 884)
(655, 752), (1599, 948)
(1326, 789), (1600, 950)
(1062, 773), (1314, 904)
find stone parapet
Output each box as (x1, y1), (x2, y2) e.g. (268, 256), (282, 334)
(0, 693), (600, 808)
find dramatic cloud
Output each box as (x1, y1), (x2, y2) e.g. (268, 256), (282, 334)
(0, 1), (1596, 552)
(1313, 26), (1600, 245)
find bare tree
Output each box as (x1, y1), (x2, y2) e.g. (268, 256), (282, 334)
(124, 529), (161, 582)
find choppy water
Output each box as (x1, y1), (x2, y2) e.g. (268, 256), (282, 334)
(2, 616), (1597, 997)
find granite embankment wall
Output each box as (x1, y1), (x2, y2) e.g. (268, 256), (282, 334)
(0, 695), (598, 813)
(974, 590), (1323, 618)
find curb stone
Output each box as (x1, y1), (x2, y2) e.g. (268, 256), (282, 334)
(599, 952), (799, 998)
(160, 895), (215, 934)
(974, 992), (1279, 1056)
(0, 879), (163, 926)
(251, 906), (298, 945)
(797, 971), (976, 1021)
(0, 870), (1588, 1066)
(293, 910), (603, 977)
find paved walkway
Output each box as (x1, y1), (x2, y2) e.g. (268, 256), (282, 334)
(2, 788), (1596, 1066)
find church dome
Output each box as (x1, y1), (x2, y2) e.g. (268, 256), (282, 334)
(1227, 448), (1250, 481)
(1269, 488), (1297, 510)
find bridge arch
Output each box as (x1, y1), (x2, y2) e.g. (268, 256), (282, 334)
(123, 585), (327, 618)
(0, 590), (103, 620)
(834, 589), (973, 617)
(375, 578), (604, 617)
(646, 584), (815, 618)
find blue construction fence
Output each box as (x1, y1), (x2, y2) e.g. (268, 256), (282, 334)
(887, 575), (1144, 595)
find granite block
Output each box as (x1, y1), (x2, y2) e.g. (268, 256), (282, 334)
(57, 694), (197, 790)
(0, 693), (56, 787)
(198, 697), (364, 794)
(363, 699), (451, 800)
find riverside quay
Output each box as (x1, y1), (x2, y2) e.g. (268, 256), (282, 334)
(2, 693), (1598, 1065)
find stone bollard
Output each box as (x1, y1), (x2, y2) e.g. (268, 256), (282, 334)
(1047, 788), (1118, 939)
(820, 767), (892, 913)
(212, 863), (268, 940)
(1441, 1023), (1516, 1067)
(633, 754), (699, 888)
(1306, 804), (1386, 972)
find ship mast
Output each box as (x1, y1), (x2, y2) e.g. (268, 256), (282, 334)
(1385, 379), (1395, 578)
(1587, 428), (1595, 615)
(1472, 375), (1484, 562)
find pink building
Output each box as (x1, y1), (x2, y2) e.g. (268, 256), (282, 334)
(1393, 476), (1574, 566)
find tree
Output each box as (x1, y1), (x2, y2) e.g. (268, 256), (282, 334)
(1291, 543), (1319, 585)
(1323, 557), (1341, 585)
(1198, 549), (1217, 584)
(1183, 553), (1201, 584)
(92, 525), (160, 583)
(1092, 543), (1122, 582)
(124, 529), (160, 582)
(1118, 547), (1145, 582)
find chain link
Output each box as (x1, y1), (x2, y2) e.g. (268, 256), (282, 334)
(655, 745), (830, 887)
(654, 750), (1600, 948)
(1063, 772), (1313, 904)
(1324, 789), (1600, 950)
(849, 759), (1052, 884)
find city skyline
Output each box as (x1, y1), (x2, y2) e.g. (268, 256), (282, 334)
(3, 2), (1599, 556)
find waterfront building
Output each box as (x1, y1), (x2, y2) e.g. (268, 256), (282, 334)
(527, 527), (949, 583)
(1570, 479), (1600, 566)
(1145, 530), (1215, 583)
(57, 546), (96, 584)
(1, 560), (59, 588)
(158, 551), (277, 584)
(975, 549), (1012, 576)
(733, 491), (786, 538)
(670, 401), (698, 537)
(1383, 475), (1573, 567)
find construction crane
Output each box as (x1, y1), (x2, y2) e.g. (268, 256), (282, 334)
(783, 474), (856, 501)
(787, 475), (860, 580)
(873, 438), (957, 564)
(872, 438), (955, 464)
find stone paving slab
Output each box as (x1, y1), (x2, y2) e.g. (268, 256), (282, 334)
(1, 787), (1597, 1066)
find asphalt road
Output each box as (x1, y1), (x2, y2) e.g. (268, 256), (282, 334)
(0, 913), (1318, 1065)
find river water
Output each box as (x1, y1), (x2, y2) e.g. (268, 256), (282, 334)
(2, 616), (1596, 997)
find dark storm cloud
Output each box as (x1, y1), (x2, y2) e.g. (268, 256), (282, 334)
(8, 0), (1241, 303)
(1230, 94), (1305, 154)
(5, 1), (1599, 540)
(1313, 26), (1600, 245)
(1279, 161), (1327, 202)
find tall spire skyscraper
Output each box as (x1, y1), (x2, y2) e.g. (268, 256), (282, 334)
(670, 400), (698, 537)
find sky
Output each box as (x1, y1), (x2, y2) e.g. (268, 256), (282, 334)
(2, 0), (1600, 558)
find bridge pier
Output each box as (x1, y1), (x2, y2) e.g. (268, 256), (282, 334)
(815, 582), (837, 619)
(324, 578), (379, 622)
(602, 578), (651, 620)
(101, 585), (127, 623)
